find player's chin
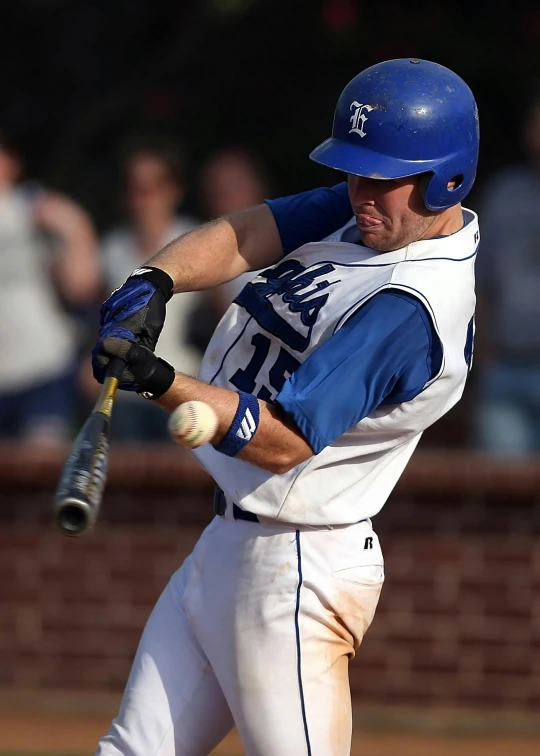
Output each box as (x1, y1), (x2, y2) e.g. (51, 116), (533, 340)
(359, 230), (394, 253)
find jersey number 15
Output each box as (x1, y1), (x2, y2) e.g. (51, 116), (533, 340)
(230, 333), (300, 401)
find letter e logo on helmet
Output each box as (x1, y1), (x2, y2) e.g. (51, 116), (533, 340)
(349, 102), (374, 138)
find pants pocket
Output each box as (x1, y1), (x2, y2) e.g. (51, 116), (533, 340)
(332, 562), (385, 586)
(329, 521), (384, 584)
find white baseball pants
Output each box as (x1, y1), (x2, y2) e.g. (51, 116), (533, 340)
(95, 513), (384, 756)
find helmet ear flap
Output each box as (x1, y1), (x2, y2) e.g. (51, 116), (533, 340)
(423, 151), (478, 211)
(417, 173), (433, 203)
(423, 174), (446, 212)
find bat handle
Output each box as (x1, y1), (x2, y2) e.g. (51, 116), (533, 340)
(94, 357), (125, 418)
(106, 357), (126, 380)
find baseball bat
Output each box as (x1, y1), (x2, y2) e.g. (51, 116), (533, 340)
(53, 358), (125, 537)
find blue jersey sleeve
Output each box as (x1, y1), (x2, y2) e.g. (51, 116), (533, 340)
(265, 183), (352, 255)
(275, 290), (443, 453)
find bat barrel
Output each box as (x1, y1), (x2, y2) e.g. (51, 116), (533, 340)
(54, 496), (97, 537)
(53, 359), (124, 537)
(53, 412), (112, 537)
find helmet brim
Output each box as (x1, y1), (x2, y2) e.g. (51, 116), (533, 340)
(309, 137), (443, 179)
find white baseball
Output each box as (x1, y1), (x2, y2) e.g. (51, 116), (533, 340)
(168, 401), (219, 448)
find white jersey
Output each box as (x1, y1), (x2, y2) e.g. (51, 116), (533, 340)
(193, 210), (478, 526)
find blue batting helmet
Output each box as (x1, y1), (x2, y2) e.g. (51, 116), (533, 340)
(310, 58), (479, 211)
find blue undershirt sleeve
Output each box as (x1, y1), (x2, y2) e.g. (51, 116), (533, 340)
(265, 183), (352, 256)
(275, 290), (443, 454)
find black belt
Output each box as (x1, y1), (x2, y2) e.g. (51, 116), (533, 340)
(214, 488), (260, 522)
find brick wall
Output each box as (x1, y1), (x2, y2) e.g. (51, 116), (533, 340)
(1, 444), (539, 710)
(0, 527), (198, 692)
(359, 536), (540, 709)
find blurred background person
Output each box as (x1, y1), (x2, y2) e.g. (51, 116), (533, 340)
(98, 135), (207, 442)
(199, 147), (272, 318)
(473, 84), (540, 456)
(0, 133), (100, 445)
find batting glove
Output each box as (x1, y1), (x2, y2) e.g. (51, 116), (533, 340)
(92, 324), (176, 399)
(99, 266), (174, 353)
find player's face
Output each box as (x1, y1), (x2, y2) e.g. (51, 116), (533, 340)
(348, 174), (438, 252)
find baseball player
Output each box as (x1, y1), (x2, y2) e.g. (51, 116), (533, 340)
(92, 59), (479, 755)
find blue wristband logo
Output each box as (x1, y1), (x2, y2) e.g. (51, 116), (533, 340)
(214, 392), (260, 457)
(236, 408), (257, 441)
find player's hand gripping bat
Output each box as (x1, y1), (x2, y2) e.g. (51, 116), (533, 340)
(53, 358), (125, 536)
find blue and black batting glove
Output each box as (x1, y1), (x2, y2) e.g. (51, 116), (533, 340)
(99, 266), (174, 351)
(93, 266), (173, 381)
(92, 324), (175, 399)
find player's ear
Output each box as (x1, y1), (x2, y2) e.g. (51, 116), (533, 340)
(446, 175), (464, 192)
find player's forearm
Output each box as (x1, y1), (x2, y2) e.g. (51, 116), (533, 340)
(146, 217), (244, 292)
(156, 374), (313, 474)
(146, 204), (283, 293)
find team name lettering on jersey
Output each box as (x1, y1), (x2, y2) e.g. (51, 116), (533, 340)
(235, 259), (338, 352)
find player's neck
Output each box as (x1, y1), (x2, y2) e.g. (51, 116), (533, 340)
(421, 204), (464, 240)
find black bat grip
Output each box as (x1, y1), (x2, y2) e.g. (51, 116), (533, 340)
(105, 356), (126, 381)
